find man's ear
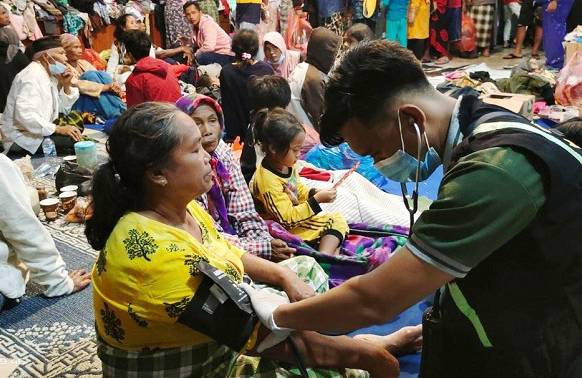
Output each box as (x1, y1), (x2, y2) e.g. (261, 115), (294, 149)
(399, 104), (427, 135)
(145, 167), (168, 187)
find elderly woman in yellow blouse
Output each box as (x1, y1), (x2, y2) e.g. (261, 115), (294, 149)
(86, 102), (419, 377)
(60, 33), (126, 119)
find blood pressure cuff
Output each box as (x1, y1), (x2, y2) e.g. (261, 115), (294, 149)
(177, 262), (259, 351)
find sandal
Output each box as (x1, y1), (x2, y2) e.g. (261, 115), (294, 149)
(434, 56), (450, 65)
(531, 53), (540, 59)
(503, 53), (522, 59)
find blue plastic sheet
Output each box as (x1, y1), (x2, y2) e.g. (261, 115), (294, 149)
(305, 143), (443, 200)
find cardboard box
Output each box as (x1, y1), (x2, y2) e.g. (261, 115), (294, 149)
(565, 41), (582, 64)
(481, 93), (536, 120)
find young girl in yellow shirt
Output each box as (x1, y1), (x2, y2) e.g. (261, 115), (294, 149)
(250, 108), (348, 255)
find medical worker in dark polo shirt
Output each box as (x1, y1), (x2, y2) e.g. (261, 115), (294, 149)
(240, 40), (582, 378)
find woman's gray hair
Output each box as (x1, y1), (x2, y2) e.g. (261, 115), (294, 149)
(0, 25), (20, 64)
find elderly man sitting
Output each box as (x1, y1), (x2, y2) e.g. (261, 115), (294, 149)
(2, 36), (82, 158)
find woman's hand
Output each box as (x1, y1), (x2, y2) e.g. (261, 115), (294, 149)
(280, 270), (316, 302)
(69, 269), (91, 292)
(271, 239), (296, 262)
(314, 189), (337, 203)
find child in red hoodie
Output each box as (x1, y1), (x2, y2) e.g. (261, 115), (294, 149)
(123, 30), (182, 107)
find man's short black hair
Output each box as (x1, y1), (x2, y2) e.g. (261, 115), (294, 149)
(345, 23), (374, 43)
(248, 75), (291, 110)
(183, 0), (200, 13)
(320, 40), (431, 146)
(122, 30), (152, 62)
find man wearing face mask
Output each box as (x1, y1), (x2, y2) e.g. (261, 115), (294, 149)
(241, 40), (582, 378)
(2, 36), (81, 157)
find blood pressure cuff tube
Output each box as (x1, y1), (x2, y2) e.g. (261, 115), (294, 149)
(178, 262), (259, 351)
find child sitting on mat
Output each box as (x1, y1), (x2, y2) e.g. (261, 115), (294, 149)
(250, 108), (348, 256)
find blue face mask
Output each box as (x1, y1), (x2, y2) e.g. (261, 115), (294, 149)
(374, 113), (441, 183)
(49, 61), (66, 75)
(46, 55), (66, 76)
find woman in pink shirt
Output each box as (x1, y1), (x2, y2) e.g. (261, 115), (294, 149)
(183, 0), (235, 66)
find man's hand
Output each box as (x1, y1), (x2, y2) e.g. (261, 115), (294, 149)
(240, 283), (292, 352)
(281, 271), (316, 302)
(314, 188), (337, 203)
(546, 0), (557, 12)
(55, 125), (82, 141)
(69, 269), (91, 292)
(58, 68), (74, 93)
(271, 239), (296, 262)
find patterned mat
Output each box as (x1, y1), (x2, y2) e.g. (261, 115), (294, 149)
(0, 175), (101, 378)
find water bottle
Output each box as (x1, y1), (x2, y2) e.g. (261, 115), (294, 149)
(41, 137), (59, 176)
(42, 137), (57, 158)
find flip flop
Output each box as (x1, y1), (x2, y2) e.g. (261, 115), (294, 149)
(503, 53), (522, 59)
(531, 53), (540, 59)
(434, 56), (450, 65)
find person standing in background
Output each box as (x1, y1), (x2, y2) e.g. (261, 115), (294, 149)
(236, 0), (262, 30)
(542, 0), (575, 69)
(407, 0), (430, 59)
(384, 0), (410, 47)
(467, 0), (496, 56)
(503, 0), (521, 48)
(164, 0), (195, 49)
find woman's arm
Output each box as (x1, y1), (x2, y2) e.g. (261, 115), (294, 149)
(274, 247), (452, 333)
(242, 253), (315, 302)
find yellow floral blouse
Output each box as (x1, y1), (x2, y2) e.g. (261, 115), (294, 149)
(92, 201), (247, 351)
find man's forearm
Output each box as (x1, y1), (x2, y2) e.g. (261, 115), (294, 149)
(273, 248), (453, 333)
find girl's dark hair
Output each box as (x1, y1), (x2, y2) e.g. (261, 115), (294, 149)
(114, 14), (135, 41)
(231, 29), (259, 65)
(85, 102), (182, 250)
(251, 107), (305, 155)
(182, 0), (201, 12)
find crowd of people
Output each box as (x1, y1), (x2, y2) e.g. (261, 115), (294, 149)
(0, 0), (581, 376)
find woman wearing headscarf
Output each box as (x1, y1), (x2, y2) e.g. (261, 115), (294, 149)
(263, 31), (301, 79)
(60, 33), (126, 120)
(176, 93), (297, 261)
(0, 26), (29, 113)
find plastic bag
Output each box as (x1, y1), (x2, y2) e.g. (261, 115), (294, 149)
(55, 161), (93, 195)
(555, 51), (582, 107)
(459, 13), (476, 53)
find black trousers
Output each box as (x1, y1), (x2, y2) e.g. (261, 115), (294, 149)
(7, 135), (76, 159)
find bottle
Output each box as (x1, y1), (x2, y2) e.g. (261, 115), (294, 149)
(41, 137), (57, 158)
(41, 137), (59, 175)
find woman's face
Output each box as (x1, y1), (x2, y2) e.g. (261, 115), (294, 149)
(0, 6), (10, 27)
(191, 104), (221, 154)
(184, 5), (201, 27)
(162, 112), (213, 198)
(123, 15), (139, 31)
(65, 37), (83, 62)
(264, 41), (282, 64)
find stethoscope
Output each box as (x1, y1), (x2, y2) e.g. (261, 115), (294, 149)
(400, 122), (423, 238)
